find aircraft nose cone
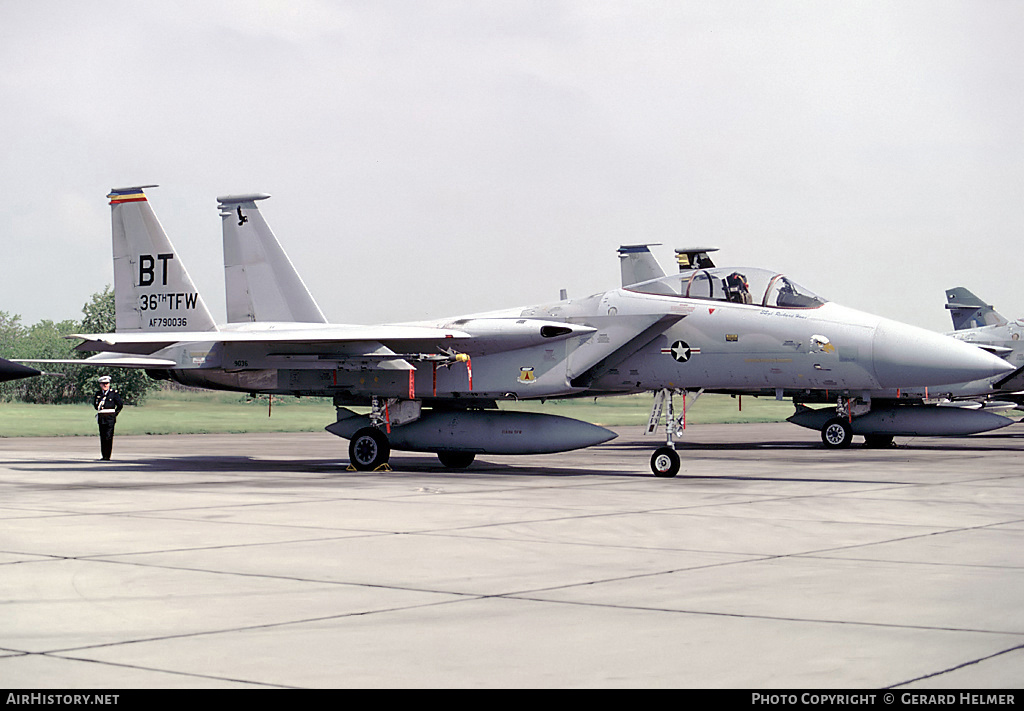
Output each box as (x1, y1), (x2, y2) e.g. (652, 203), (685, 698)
(872, 319), (1014, 388)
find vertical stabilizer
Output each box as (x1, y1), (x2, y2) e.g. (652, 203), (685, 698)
(945, 287), (1007, 330)
(618, 244), (666, 287)
(218, 194), (328, 323)
(108, 186), (217, 332)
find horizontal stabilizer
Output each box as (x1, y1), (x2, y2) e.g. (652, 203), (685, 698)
(17, 353), (178, 369)
(0, 357), (40, 382)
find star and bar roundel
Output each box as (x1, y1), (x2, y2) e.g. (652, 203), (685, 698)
(662, 340), (700, 363)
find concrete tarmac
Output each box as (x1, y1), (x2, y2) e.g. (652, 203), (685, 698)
(1, 423), (1023, 689)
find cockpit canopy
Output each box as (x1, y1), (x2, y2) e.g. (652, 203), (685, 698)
(626, 267), (827, 309)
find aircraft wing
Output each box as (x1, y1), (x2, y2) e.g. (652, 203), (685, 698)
(68, 324), (474, 355)
(67, 319), (595, 359)
(22, 347), (453, 372)
(18, 349), (429, 372)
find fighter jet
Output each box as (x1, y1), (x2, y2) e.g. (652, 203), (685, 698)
(944, 287), (1024, 367)
(939, 286), (1024, 406)
(19, 187), (1013, 476)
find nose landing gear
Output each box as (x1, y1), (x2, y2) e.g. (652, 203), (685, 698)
(646, 388), (703, 477)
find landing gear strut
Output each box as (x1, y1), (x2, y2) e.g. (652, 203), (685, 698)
(348, 396), (393, 470)
(646, 388), (703, 477)
(820, 395), (869, 449)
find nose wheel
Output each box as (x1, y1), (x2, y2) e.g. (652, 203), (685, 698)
(651, 447), (681, 477)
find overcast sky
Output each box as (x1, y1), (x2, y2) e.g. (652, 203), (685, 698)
(2, 1), (1022, 333)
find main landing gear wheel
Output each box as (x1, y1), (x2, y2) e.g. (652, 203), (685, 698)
(349, 427), (391, 470)
(863, 434), (895, 449)
(821, 417), (854, 449)
(650, 447), (681, 477)
(437, 452), (475, 469)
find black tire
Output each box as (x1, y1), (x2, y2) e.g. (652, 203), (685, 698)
(437, 451), (475, 469)
(349, 427), (391, 470)
(863, 434), (895, 449)
(650, 447), (681, 477)
(821, 417), (854, 448)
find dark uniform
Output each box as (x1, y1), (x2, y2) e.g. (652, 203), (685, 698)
(93, 384), (124, 460)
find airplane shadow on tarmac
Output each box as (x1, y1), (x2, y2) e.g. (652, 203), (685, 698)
(7, 454), (902, 485)
(7, 455), (626, 479)
(7, 427), (1024, 482)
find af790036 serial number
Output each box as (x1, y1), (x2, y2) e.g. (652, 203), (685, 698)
(148, 317), (188, 328)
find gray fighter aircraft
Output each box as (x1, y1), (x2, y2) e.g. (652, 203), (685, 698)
(19, 187), (1013, 475)
(941, 286), (1024, 404)
(945, 287), (1024, 366)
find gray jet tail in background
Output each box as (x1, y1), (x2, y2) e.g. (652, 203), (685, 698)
(946, 287), (1008, 331)
(218, 194), (327, 324)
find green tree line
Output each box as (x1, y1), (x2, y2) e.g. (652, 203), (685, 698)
(0, 286), (157, 405)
